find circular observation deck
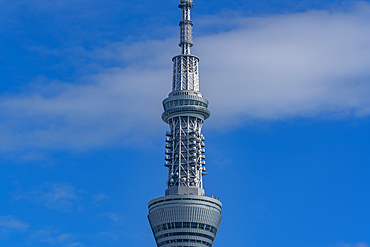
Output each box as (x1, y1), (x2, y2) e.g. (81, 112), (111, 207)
(162, 93), (210, 123)
(148, 195), (222, 247)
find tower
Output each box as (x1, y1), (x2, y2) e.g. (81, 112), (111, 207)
(147, 0), (222, 246)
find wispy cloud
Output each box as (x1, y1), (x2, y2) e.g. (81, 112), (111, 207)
(0, 215), (29, 238)
(29, 229), (76, 245)
(0, 215), (29, 231)
(99, 212), (126, 222)
(92, 193), (110, 201)
(68, 243), (85, 247)
(97, 230), (122, 241)
(336, 243), (369, 247)
(198, 3), (370, 125)
(1, 2), (370, 152)
(13, 183), (82, 211)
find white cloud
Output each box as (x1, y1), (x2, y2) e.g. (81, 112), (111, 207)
(0, 215), (29, 238)
(99, 212), (126, 222)
(29, 229), (76, 245)
(0, 215), (29, 231)
(92, 193), (110, 201)
(97, 230), (122, 241)
(357, 244), (369, 247)
(336, 243), (369, 247)
(1, 2), (370, 151)
(199, 5), (370, 125)
(68, 243), (85, 247)
(40, 233), (74, 244)
(13, 183), (81, 211)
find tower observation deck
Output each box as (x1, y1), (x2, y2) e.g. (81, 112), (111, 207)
(148, 1), (222, 247)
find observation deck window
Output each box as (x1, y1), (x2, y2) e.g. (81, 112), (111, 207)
(152, 222), (218, 235)
(164, 99), (207, 110)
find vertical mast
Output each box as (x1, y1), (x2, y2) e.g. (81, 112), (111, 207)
(172, 0), (199, 92)
(148, 1), (222, 246)
(162, 0), (210, 196)
(179, 0), (194, 55)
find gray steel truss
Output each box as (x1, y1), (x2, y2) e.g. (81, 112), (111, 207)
(165, 116), (206, 195)
(148, 0), (222, 246)
(179, 0), (194, 55)
(173, 0), (200, 92)
(172, 55), (199, 92)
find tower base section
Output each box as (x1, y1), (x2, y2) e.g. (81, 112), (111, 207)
(148, 195), (222, 247)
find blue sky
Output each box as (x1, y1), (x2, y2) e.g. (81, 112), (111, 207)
(0, 0), (370, 246)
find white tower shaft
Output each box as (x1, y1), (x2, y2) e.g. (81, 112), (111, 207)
(162, 0), (210, 196)
(173, 0), (200, 92)
(148, 1), (222, 246)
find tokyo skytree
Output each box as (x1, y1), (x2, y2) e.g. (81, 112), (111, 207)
(147, 0), (222, 247)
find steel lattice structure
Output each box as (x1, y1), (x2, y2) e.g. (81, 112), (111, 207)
(148, 1), (222, 247)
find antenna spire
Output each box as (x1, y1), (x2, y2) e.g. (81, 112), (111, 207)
(148, 1), (223, 246)
(172, 0), (199, 92)
(179, 0), (194, 54)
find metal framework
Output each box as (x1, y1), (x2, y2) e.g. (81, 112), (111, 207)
(163, 0), (207, 196)
(179, 0), (194, 55)
(173, 0), (200, 92)
(172, 55), (199, 91)
(148, 1), (222, 246)
(166, 116), (206, 188)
